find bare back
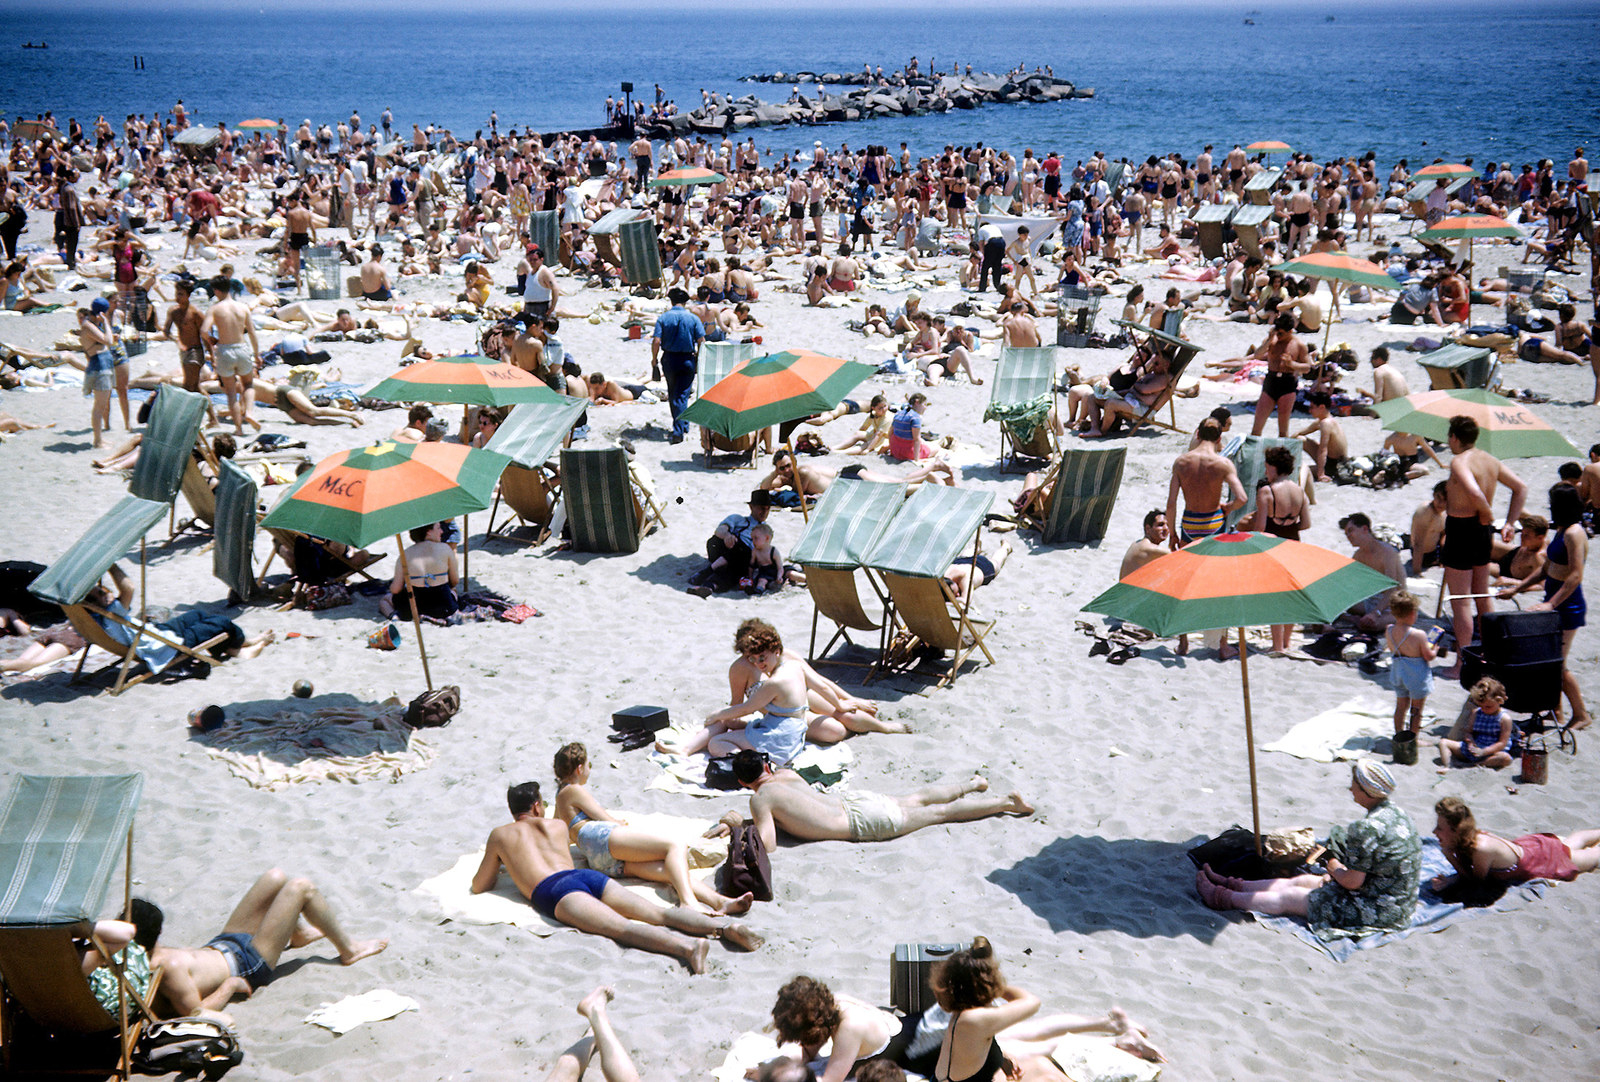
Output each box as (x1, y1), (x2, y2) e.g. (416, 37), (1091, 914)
(206, 299), (251, 346)
(1174, 446), (1238, 512)
(752, 773), (851, 842)
(1446, 448), (1501, 520)
(479, 818), (573, 897)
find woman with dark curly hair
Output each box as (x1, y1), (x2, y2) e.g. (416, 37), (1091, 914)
(769, 975), (898, 1082)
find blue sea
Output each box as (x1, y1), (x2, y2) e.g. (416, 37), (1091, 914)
(4, 1), (1598, 169)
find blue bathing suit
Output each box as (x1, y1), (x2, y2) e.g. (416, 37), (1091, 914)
(530, 868), (610, 919)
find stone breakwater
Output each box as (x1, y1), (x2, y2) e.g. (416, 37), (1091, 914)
(637, 71), (1091, 138)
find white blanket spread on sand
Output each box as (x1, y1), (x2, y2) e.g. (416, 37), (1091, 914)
(1262, 698), (1434, 762)
(200, 700), (436, 790)
(413, 813), (727, 936)
(304, 990), (419, 1035)
(647, 737), (854, 796)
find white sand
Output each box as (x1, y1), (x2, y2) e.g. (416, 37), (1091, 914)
(2, 202), (1596, 1081)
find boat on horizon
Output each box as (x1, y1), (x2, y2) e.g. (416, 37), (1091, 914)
(1243, 18), (1255, 25)
(22, 42), (49, 49)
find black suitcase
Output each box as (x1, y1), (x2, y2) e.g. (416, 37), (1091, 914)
(1459, 648), (1564, 713)
(611, 705), (669, 732)
(1477, 610), (1563, 665)
(890, 942), (961, 1016)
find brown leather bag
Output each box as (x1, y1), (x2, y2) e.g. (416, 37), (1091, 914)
(404, 685), (461, 728)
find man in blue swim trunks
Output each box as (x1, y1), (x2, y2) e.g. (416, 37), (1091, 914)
(1166, 417), (1247, 549)
(130, 869), (387, 1020)
(472, 783), (762, 974)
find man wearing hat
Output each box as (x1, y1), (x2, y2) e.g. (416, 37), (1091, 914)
(688, 490), (772, 596)
(651, 287), (705, 444)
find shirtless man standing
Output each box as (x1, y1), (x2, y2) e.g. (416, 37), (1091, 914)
(121, 868), (385, 1020)
(1440, 415), (1527, 677)
(472, 783), (761, 974)
(1002, 302), (1042, 347)
(1225, 144), (1248, 195)
(1167, 417), (1247, 549)
(1250, 314), (1312, 437)
(283, 195), (315, 291)
(162, 279), (210, 393)
(1285, 182), (1315, 256)
(199, 275), (261, 435)
(709, 751), (1031, 852)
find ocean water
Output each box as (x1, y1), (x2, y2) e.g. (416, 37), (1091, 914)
(4, 1), (1599, 168)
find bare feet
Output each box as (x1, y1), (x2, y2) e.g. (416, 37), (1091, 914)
(718, 922), (763, 952)
(338, 938), (388, 965)
(967, 775), (990, 794)
(577, 985), (615, 1020)
(288, 921), (325, 949)
(1566, 714), (1592, 732)
(685, 939), (710, 974)
(1201, 864), (1247, 891)
(1002, 791), (1034, 816)
(713, 892), (754, 917)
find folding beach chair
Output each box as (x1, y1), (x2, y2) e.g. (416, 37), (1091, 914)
(559, 446), (665, 554)
(170, 455), (218, 541)
(696, 341), (762, 468)
(863, 486), (996, 687)
(127, 387), (207, 505)
(1223, 436), (1303, 531)
(1019, 446), (1127, 544)
(1416, 343), (1499, 391)
(484, 397), (589, 544)
(1191, 204), (1236, 261)
(257, 527), (383, 605)
(527, 210), (560, 271)
(984, 345), (1059, 471)
(212, 459), (259, 602)
(1108, 319), (1204, 437)
(1229, 204), (1275, 260)
(1403, 177), (1470, 234)
(29, 497), (233, 696)
(1244, 168), (1282, 208)
(0, 774), (161, 1082)
(789, 479), (904, 667)
(618, 218), (663, 289)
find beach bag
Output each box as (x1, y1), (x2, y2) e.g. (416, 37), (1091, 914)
(134, 1016), (244, 1079)
(704, 755), (741, 791)
(302, 583), (350, 610)
(405, 684), (461, 728)
(717, 822), (773, 902)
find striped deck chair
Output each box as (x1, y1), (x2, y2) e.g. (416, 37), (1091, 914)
(1416, 343), (1498, 391)
(0, 774), (162, 1082)
(1109, 319), (1204, 437)
(984, 345), (1058, 471)
(1224, 436), (1303, 531)
(560, 446), (664, 554)
(696, 341), (762, 467)
(127, 387), (207, 504)
(484, 397), (588, 543)
(527, 210), (560, 270)
(29, 497), (232, 695)
(863, 486), (996, 687)
(618, 218), (663, 289)
(212, 460), (259, 602)
(1021, 446), (1127, 544)
(789, 479), (904, 666)
(1229, 204), (1274, 259)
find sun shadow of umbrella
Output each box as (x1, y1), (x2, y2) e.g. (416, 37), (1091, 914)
(986, 834), (1229, 942)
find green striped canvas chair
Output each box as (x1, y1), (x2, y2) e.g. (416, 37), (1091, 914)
(863, 486), (997, 687)
(695, 341), (763, 466)
(1021, 446), (1127, 544)
(127, 387), (207, 505)
(1224, 436), (1303, 531)
(484, 398), (589, 543)
(527, 210), (560, 269)
(0, 774), (160, 1082)
(212, 460), (259, 601)
(618, 218), (663, 288)
(789, 479), (905, 665)
(559, 447), (665, 554)
(984, 345), (1059, 470)
(1417, 343), (1498, 391)
(1108, 319), (1204, 436)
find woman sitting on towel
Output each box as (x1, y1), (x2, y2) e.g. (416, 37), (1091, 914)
(726, 618), (909, 744)
(551, 742), (752, 917)
(1196, 762), (1422, 936)
(379, 522), (458, 621)
(1431, 797), (1600, 889)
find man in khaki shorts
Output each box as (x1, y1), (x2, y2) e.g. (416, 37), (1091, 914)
(200, 276), (261, 435)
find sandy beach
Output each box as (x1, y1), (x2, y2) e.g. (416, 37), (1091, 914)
(2, 179), (1597, 1082)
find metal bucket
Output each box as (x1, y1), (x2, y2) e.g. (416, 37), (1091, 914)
(1391, 731), (1418, 766)
(1521, 745), (1549, 785)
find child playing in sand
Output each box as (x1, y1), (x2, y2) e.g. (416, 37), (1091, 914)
(742, 523), (804, 595)
(1438, 677), (1517, 773)
(1384, 591), (1436, 736)
(551, 742), (752, 916)
(833, 396), (892, 455)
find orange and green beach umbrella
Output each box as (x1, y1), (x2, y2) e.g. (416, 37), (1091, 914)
(365, 355), (567, 407)
(1246, 140), (1291, 153)
(1373, 388), (1578, 459)
(1083, 533), (1397, 848)
(236, 118), (279, 133)
(1273, 251), (1396, 292)
(1413, 162), (1475, 180)
(261, 441), (510, 549)
(678, 349), (876, 440)
(651, 167), (727, 187)
(1416, 214), (1522, 243)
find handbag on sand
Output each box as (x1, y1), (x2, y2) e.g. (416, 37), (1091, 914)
(404, 685), (461, 728)
(717, 823), (772, 902)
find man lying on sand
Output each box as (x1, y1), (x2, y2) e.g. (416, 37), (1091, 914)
(707, 750), (1032, 851)
(473, 783), (762, 974)
(114, 868), (387, 1019)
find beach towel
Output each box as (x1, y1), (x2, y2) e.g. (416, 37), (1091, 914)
(713, 1032), (810, 1082)
(1261, 699), (1436, 763)
(303, 990), (419, 1035)
(1050, 1034), (1163, 1082)
(1252, 838), (1547, 961)
(646, 739), (854, 797)
(197, 699), (437, 790)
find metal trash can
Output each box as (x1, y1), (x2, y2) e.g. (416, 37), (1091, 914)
(302, 245), (343, 300)
(1056, 286), (1100, 347)
(122, 287), (153, 356)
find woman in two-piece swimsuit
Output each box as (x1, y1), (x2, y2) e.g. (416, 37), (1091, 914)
(380, 522), (458, 620)
(700, 623), (810, 764)
(551, 742), (749, 915)
(1252, 446), (1309, 651)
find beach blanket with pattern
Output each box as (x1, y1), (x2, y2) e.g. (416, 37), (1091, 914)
(198, 700), (436, 790)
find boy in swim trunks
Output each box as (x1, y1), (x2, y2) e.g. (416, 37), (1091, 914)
(474, 783), (761, 974)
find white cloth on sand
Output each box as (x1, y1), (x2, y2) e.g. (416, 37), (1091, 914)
(647, 738), (853, 796)
(304, 990), (419, 1035)
(713, 1032), (811, 1082)
(1262, 698), (1431, 762)
(1051, 1033), (1163, 1082)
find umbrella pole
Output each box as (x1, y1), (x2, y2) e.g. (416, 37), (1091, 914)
(787, 439), (809, 522)
(1238, 626), (1263, 856)
(462, 513), (469, 584)
(138, 538), (147, 625)
(394, 533), (434, 691)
